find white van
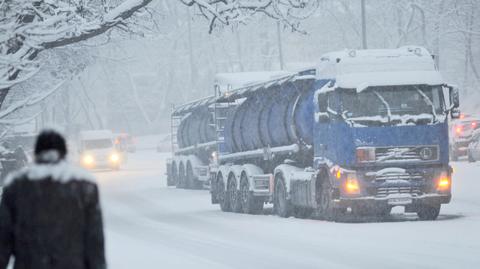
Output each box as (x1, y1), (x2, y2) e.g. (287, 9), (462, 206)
(78, 130), (121, 170)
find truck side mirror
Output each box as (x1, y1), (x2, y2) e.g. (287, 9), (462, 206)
(449, 86), (460, 109)
(451, 108), (461, 119)
(447, 85), (460, 119)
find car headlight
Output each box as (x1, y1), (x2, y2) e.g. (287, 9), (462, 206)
(83, 155), (94, 165)
(110, 153), (120, 162)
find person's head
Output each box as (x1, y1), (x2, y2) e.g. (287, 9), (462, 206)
(34, 129), (67, 164)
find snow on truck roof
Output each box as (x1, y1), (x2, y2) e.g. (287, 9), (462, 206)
(317, 46), (443, 90)
(173, 47), (444, 114)
(79, 130), (113, 140)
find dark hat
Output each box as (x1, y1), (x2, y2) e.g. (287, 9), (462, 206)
(34, 129), (67, 163)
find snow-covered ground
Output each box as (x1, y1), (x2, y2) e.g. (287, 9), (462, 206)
(96, 149), (480, 269)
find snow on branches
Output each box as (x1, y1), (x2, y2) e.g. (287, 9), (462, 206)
(180, 0), (320, 33)
(0, 0), (152, 91)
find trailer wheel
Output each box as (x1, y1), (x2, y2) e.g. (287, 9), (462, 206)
(177, 162), (186, 189)
(274, 175), (291, 218)
(318, 179), (342, 221)
(239, 175), (263, 214)
(170, 162), (178, 187)
(186, 162), (202, 190)
(217, 174), (231, 212)
(228, 174), (242, 213)
(417, 204), (441, 221)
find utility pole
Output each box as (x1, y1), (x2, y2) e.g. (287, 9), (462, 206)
(361, 0), (368, 49)
(186, 8), (196, 88)
(276, 21), (285, 70)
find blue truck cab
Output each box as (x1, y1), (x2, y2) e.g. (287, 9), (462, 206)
(312, 47), (459, 219)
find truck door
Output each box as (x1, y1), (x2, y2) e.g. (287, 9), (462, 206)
(315, 91), (334, 161)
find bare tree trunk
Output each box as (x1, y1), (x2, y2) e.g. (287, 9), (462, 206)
(433, 0), (445, 68)
(186, 8), (196, 90)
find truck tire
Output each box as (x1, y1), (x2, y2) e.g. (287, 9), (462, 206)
(274, 175), (291, 218)
(318, 179), (342, 221)
(239, 176), (263, 214)
(227, 175), (242, 213)
(177, 162), (186, 189)
(217, 174), (231, 212)
(169, 162), (178, 187)
(186, 163), (202, 190)
(417, 204), (441, 221)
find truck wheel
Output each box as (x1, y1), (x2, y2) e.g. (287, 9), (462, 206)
(186, 163), (202, 190)
(239, 177), (263, 214)
(274, 175), (291, 218)
(170, 162), (178, 187)
(227, 175), (242, 213)
(318, 180), (341, 221)
(417, 204), (441, 221)
(217, 174), (231, 212)
(177, 163), (186, 189)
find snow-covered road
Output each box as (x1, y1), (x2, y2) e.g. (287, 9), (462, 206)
(96, 150), (480, 269)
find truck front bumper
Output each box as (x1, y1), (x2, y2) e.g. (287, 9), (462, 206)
(334, 193), (451, 208)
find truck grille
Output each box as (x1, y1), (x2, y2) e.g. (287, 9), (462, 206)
(374, 172), (424, 181)
(375, 146), (438, 163)
(376, 186), (423, 197)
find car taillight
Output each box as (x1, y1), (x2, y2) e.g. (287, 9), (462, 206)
(472, 122), (478, 129)
(356, 147), (375, 163)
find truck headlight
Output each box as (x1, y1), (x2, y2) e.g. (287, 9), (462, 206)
(110, 153), (120, 163)
(356, 147), (376, 163)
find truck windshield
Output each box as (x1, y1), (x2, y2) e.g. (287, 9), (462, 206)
(84, 139), (113, 150)
(338, 85), (445, 126)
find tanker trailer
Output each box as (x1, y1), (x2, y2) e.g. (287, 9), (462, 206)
(166, 97), (217, 189)
(210, 46), (459, 221)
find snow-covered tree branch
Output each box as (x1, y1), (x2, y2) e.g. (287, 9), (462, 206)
(0, 0), (153, 103)
(180, 0), (320, 33)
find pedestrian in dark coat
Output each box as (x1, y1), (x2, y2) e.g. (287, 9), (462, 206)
(0, 129), (106, 269)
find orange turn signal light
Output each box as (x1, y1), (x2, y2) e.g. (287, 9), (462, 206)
(345, 178), (360, 194)
(437, 177), (450, 191)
